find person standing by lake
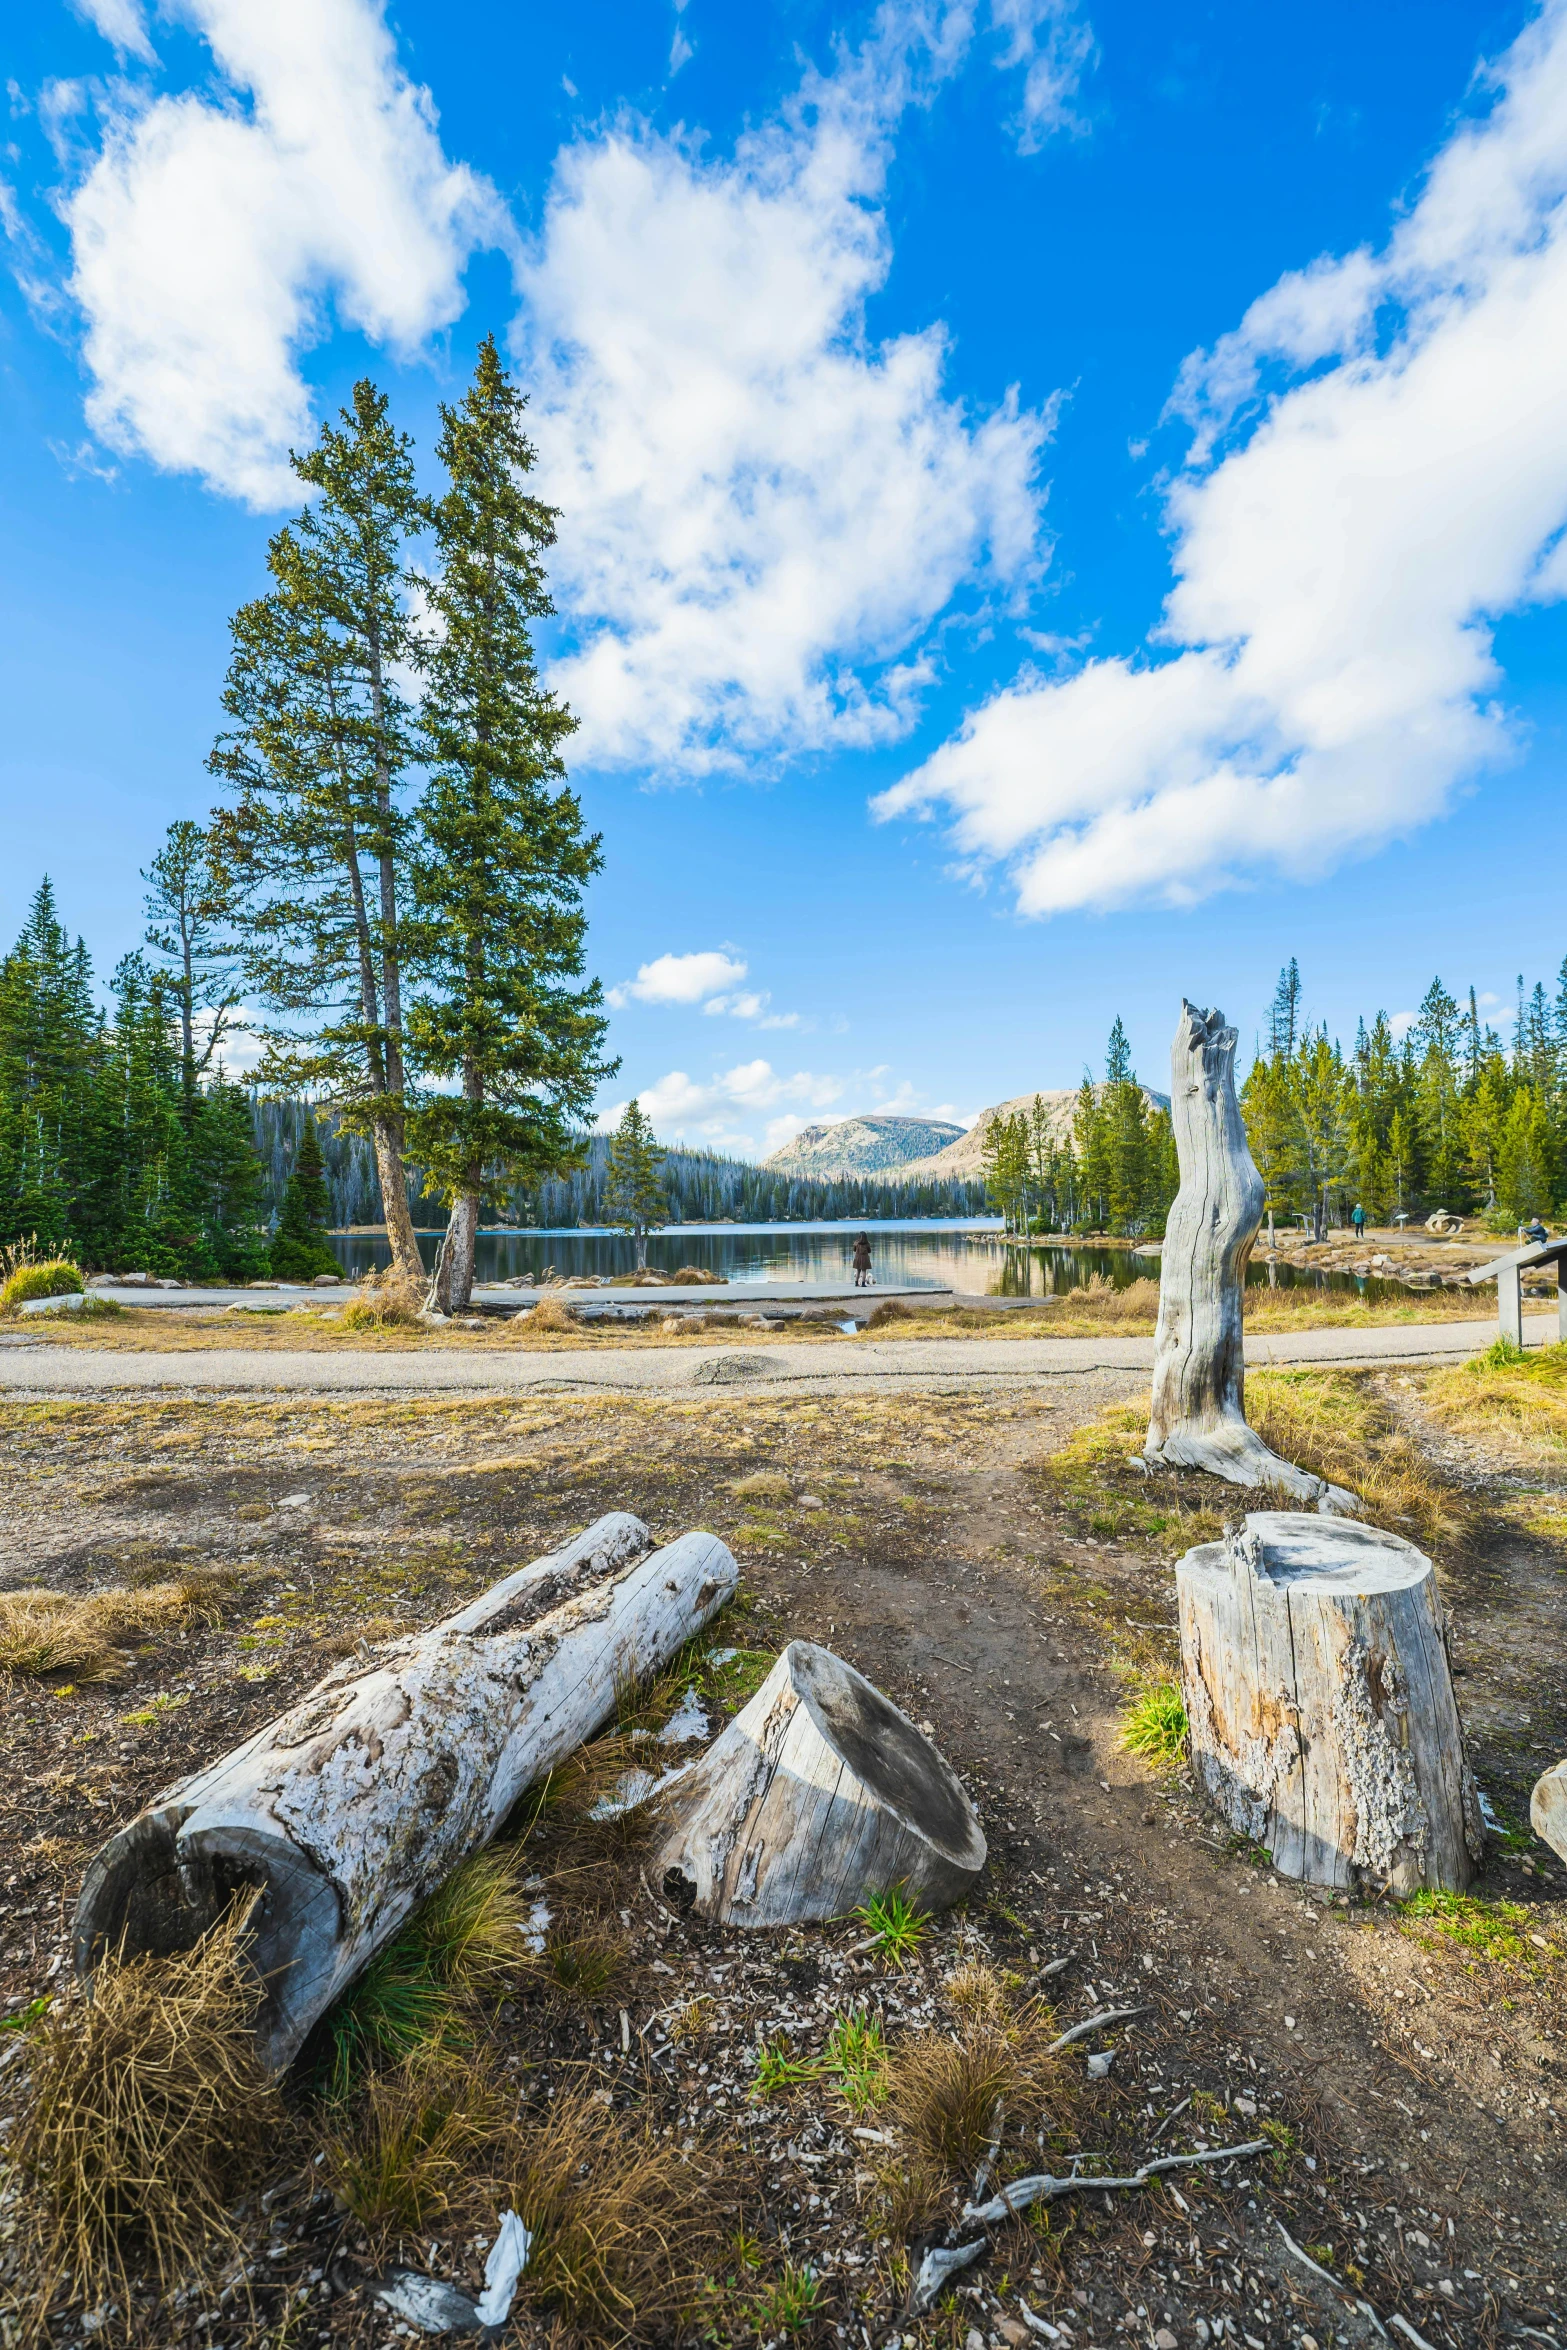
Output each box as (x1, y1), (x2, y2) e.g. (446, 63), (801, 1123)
(852, 1233), (872, 1288)
(1351, 1203), (1366, 1239)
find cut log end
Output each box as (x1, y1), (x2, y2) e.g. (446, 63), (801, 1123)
(1178, 1512), (1480, 1895)
(1532, 1759), (1567, 1865)
(652, 1641), (986, 1927)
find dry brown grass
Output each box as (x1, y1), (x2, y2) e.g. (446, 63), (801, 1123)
(1422, 1341), (1567, 1465)
(512, 1292), (580, 1336)
(324, 2053), (506, 2241)
(0, 1579), (210, 1680)
(9, 1909), (284, 2313)
(729, 1468), (793, 1503)
(340, 1270), (426, 1331)
(1246, 1369), (1466, 1551)
(502, 2081), (726, 2340)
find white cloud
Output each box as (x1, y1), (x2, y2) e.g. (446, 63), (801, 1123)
(607, 949), (748, 1008)
(70, 0), (155, 64)
(877, 0), (1567, 911)
(989, 0), (1094, 147)
(518, 4), (1055, 775)
(59, 0), (502, 505)
(1388, 1011), (1418, 1043)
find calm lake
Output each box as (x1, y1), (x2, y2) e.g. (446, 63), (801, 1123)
(328, 1220), (1383, 1296)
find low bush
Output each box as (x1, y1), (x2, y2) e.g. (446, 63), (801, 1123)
(1, 1259), (84, 1313)
(864, 1299), (914, 1329)
(514, 1292), (580, 1335)
(340, 1271), (426, 1331)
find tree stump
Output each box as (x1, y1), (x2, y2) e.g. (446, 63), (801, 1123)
(1532, 1760), (1567, 1864)
(651, 1642), (986, 1925)
(1144, 1001), (1356, 1512)
(1177, 1512), (1481, 1892)
(76, 1513), (737, 2071)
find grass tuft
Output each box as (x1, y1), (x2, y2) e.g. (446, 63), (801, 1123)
(729, 1468), (793, 1504)
(501, 2081), (725, 2340)
(1118, 1679), (1189, 1770)
(10, 1907), (283, 2308)
(0, 1581), (207, 1680)
(323, 2053), (503, 2240)
(340, 1271), (426, 1331)
(1, 1258), (83, 1313)
(855, 1884), (928, 1970)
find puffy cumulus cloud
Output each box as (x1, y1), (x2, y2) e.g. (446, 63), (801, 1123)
(607, 949), (748, 1008)
(877, 1), (1567, 912)
(518, 4), (1056, 775)
(61, 0), (501, 505)
(607, 1056), (969, 1154)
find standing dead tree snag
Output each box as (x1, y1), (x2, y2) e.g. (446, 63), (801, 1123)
(1178, 1513), (1481, 1893)
(1144, 999), (1355, 1511)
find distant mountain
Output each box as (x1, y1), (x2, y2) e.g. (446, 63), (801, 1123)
(894, 1085), (1170, 1182)
(762, 1113), (967, 1180)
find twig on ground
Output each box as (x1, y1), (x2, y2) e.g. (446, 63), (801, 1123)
(1386, 2318), (1436, 2350)
(1277, 2220), (1395, 2342)
(961, 2137), (1271, 2224)
(1149, 2094), (1190, 2144)
(1046, 2004), (1148, 2052)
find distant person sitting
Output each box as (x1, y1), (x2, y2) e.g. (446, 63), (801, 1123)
(852, 1233), (873, 1288)
(1522, 1217), (1550, 1247)
(1351, 1203), (1366, 1238)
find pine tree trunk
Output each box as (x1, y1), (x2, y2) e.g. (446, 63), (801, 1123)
(1179, 1513), (1482, 1892)
(435, 1192), (480, 1313)
(374, 1116), (424, 1285)
(1145, 1002), (1356, 1510)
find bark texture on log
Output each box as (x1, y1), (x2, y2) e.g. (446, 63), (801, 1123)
(1532, 1759), (1567, 1865)
(1145, 1001), (1357, 1512)
(1178, 1512), (1481, 1893)
(76, 1514), (737, 2070)
(651, 1641), (986, 1926)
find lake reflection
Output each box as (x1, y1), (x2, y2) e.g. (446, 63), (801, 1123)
(328, 1220), (1381, 1297)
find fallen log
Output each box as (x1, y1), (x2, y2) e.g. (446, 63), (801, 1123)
(1532, 1759), (1567, 1863)
(1144, 1001), (1357, 1512)
(651, 1640), (986, 1926)
(76, 1513), (737, 2071)
(1178, 1512), (1482, 1893)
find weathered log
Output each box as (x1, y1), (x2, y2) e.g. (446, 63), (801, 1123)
(1177, 1512), (1482, 1893)
(1532, 1759), (1567, 1864)
(1145, 1000), (1357, 1512)
(651, 1641), (986, 1925)
(76, 1513), (737, 2070)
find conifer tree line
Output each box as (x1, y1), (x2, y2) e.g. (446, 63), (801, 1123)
(1243, 962), (1567, 1237)
(0, 341), (613, 1311)
(982, 1018), (1179, 1237)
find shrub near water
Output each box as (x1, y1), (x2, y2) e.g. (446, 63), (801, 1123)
(0, 1259), (83, 1313)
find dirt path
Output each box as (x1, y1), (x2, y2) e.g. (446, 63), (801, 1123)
(4, 1372), (1564, 2346)
(0, 1312), (1556, 1397)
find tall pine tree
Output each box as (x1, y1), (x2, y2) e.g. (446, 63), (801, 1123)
(209, 380), (429, 1284)
(407, 338), (615, 1313)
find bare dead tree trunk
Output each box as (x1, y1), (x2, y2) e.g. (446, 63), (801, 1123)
(1144, 1001), (1356, 1511)
(75, 1515), (737, 2072)
(431, 1193), (480, 1315)
(1178, 1513), (1481, 1893)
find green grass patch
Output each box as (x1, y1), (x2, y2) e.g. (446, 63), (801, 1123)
(1118, 1679), (1188, 1770)
(742, 2263), (822, 2337)
(1398, 1888), (1544, 1965)
(824, 2008), (889, 2117)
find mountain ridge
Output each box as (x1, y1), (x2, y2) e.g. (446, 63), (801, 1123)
(762, 1113), (966, 1179)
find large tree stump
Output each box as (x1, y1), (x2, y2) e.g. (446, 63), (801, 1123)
(651, 1642), (986, 1925)
(1144, 1001), (1356, 1511)
(1177, 1512), (1482, 1893)
(1532, 1760), (1567, 1864)
(76, 1514), (737, 2070)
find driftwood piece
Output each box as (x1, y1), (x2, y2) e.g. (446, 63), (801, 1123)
(1178, 1512), (1481, 1893)
(1532, 1759), (1567, 1863)
(1145, 1001), (1356, 1512)
(76, 1513), (738, 2070)
(651, 1641), (986, 1925)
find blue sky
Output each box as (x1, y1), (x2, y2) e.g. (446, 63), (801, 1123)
(3, 0), (1566, 1157)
